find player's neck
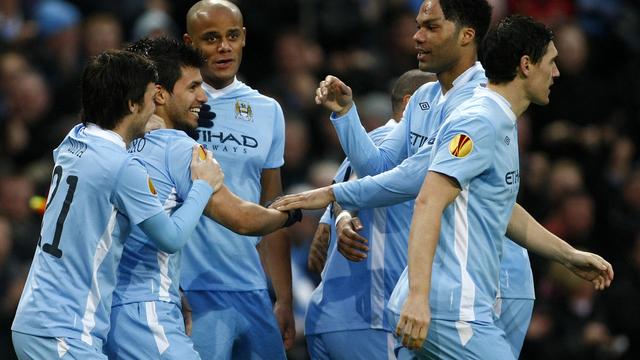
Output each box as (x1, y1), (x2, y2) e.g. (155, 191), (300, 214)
(204, 76), (235, 90)
(487, 81), (530, 118)
(154, 109), (173, 129)
(438, 52), (477, 94)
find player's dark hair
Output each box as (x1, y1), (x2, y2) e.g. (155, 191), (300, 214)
(480, 15), (554, 84)
(126, 37), (205, 93)
(440, 0), (493, 45)
(391, 69), (435, 114)
(80, 50), (158, 129)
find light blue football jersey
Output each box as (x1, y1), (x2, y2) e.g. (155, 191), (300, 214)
(331, 64), (534, 302)
(305, 120), (412, 335)
(388, 87), (520, 323)
(330, 62), (486, 178)
(113, 129), (202, 307)
(12, 124), (164, 347)
(181, 78), (285, 291)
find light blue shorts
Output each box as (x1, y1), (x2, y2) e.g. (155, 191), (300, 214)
(493, 298), (534, 357)
(307, 328), (397, 360)
(393, 316), (515, 360)
(185, 289), (286, 360)
(104, 301), (200, 359)
(12, 331), (107, 359)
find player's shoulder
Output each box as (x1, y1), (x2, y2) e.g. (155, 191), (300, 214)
(411, 81), (441, 100)
(235, 81), (280, 105)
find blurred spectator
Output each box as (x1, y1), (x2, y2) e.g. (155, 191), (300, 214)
(81, 13), (123, 59)
(31, 0), (83, 117)
(283, 119), (312, 189)
(0, 175), (40, 263)
(132, 9), (178, 40)
(0, 0), (38, 44)
(508, 0), (575, 25)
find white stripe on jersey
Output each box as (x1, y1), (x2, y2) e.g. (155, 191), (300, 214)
(157, 251), (171, 302)
(146, 301), (170, 354)
(56, 337), (69, 357)
(158, 188), (178, 302)
(386, 332), (396, 359)
(370, 207), (387, 329)
(453, 187), (476, 321)
(81, 209), (117, 345)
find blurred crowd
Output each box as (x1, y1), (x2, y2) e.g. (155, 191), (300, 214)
(1, 0), (639, 359)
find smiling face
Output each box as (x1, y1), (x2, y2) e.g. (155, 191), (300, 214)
(525, 41), (560, 106)
(165, 66), (207, 131)
(185, 4), (245, 89)
(413, 0), (463, 74)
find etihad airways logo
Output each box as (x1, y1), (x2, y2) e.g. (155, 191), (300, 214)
(196, 130), (259, 154)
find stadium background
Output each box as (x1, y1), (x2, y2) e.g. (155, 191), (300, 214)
(1, 0), (639, 359)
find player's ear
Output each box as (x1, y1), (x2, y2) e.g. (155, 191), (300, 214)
(154, 85), (168, 105)
(241, 27), (247, 47)
(183, 33), (193, 46)
(519, 55), (532, 78)
(459, 26), (475, 47)
(401, 94), (412, 110)
(128, 100), (138, 113)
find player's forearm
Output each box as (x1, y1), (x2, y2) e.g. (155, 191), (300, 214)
(205, 187), (287, 235)
(141, 180), (213, 253)
(331, 105), (400, 176)
(408, 171), (460, 297)
(261, 231), (293, 305)
(506, 203), (573, 264)
(407, 196), (439, 298)
(333, 149), (430, 210)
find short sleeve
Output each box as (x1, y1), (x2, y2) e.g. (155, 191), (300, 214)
(429, 114), (496, 188)
(264, 101), (285, 169)
(113, 158), (164, 225)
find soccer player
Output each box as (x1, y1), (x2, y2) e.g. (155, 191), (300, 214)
(272, 1), (609, 357)
(182, 1), (293, 358)
(392, 15), (612, 358)
(305, 70), (435, 359)
(104, 38), (298, 359)
(11, 50), (223, 359)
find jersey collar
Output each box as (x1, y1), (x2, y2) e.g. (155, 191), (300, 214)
(84, 123), (126, 149)
(201, 77), (241, 100)
(439, 61), (484, 104)
(478, 87), (517, 124)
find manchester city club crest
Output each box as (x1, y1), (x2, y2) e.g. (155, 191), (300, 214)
(234, 100), (253, 122)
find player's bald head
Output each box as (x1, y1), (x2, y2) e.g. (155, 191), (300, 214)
(186, 0), (243, 35)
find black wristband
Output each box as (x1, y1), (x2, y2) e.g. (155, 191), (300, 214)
(283, 208), (302, 228)
(264, 197), (302, 228)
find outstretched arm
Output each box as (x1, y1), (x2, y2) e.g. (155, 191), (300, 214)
(203, 186), (288, 236)
(507, 203), (614, 290)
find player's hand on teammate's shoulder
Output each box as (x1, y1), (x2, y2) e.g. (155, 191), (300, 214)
(315, 75), (354, 116)
(190, 144), (224, 192)
(336, 215), (368, 262)
(308, 223), (330, 273)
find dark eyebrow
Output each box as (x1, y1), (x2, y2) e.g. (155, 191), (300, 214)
(200, 31), (219, 39)
(417, 16), (444, 26)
